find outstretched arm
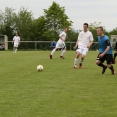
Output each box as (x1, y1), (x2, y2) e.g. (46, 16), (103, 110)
(87, 41), (93, 48)
(74, 40), (78, 49)
(18, 37), (20, 45)
(18, 40), (20, 45)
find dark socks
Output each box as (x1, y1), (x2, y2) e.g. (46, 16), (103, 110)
(109, 65), (114, 71)
(80, 58), (84, 64)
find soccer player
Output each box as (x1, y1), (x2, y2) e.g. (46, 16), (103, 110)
(96, 27), (115, 75)
(73, 23), (93, 69)
(114, 37), (117, 63)
(12, 33), (20, 53)
(50, 27), (67, 59)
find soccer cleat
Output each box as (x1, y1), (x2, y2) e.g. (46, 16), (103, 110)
(102, 66), (107, 74)
(73, 67), (77, 69)
(112, 70), (115, 75)
(50, 55), (52, 59)
(60, 56), (65, 59)
(79, 63), (82, 69)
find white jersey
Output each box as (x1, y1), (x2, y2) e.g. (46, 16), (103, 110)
(58, 31), (67, 43)
(55, 31), (67, 48)
(13, 36), (20, 44)
(78, 31), (93, 47)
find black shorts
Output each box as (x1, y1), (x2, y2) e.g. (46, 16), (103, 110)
(96, 53), (114, 64)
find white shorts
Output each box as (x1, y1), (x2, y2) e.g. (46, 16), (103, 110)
(76, 45), (89, 55)
(56, 40), (66, 49)
(14, 43), (19, 47)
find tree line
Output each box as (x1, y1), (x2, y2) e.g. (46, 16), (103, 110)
(0, 1), (117, 44)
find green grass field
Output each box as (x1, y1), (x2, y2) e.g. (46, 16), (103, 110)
(0, 51), (117, 117)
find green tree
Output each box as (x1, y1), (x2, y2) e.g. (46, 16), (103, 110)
(89, 22), (102, 42)
(109, 27), (117, 35)
(32, 16), (46, 41)
(67, 29), (78, 42)
(0, 7), (16, 40)
(14, 7), (34, 41)
(89, 22), (110, 41)
(43, 1), (73, 40)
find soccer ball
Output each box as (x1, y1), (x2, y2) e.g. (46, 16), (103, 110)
(37, 65), (44, 72)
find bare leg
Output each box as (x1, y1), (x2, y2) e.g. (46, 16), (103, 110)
(50, 48), (58, 59)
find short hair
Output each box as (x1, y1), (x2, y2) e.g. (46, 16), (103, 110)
(64, 27), (67, 29)
(98, 27), (104, 31)
(83, 23), (88, 27)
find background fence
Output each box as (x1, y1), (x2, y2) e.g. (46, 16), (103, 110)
(6, 41), (99, 51)
(1, 35), (116, 51)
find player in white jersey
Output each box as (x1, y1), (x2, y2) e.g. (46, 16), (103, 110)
(50, 27), (67, 59)
(73, 23), (93, 69)
(12, 33), (20, 53)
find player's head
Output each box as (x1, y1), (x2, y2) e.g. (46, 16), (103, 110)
(16, 33), (18, 36)
(63, 27), (67, 32)
(83, 23), (88, 32)
(97, 27), (104, 36)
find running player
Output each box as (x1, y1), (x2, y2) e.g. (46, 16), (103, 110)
(114, 37), (117, 63)
(96, 27), (115, 75)
(12, 33), (20, 53)
(73, 23), (93, 69)
(50, 27), (67, 59)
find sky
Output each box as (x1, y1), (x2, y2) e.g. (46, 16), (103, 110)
(0, 0), (117, 31)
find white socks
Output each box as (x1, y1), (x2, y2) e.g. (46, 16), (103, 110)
(51, 49), (66, 57)
(74, 58), (78, 68)
(13, 48), (17, 53)
(51, 49), (56, 55)
(61, 50), (66, 56)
